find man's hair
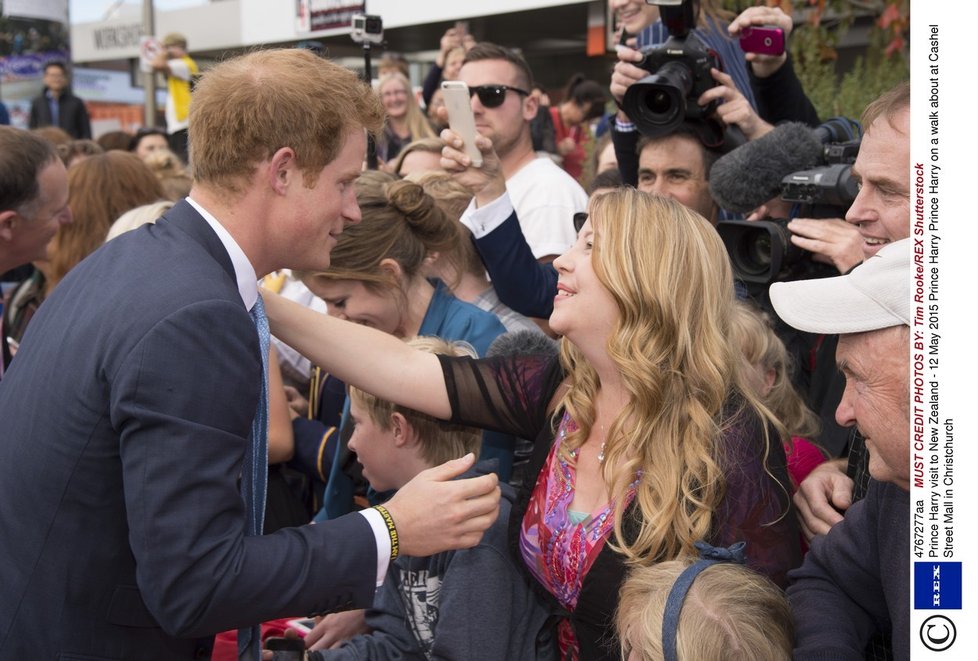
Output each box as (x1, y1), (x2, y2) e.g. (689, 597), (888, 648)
(348, 336), (481, 466)
(43, 61), (67, 76)
(189, 49), (384, 195)
(861, 81), (910, 131)
(617, 558), (794, 661)
(637, 128), (720, 180)
(462, 42), (535, 91)
(0, 126), (59, 215)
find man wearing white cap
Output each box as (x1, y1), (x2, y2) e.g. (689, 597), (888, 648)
(770, 238), (911, 659)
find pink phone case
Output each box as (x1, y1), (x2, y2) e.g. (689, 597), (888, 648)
(739, 26), (785, 56)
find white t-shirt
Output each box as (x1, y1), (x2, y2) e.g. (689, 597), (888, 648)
(502, 157), (587, 259)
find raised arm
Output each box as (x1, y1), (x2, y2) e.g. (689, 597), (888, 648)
(263, 292), (451, 419)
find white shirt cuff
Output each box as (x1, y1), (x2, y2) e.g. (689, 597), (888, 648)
(460, 192), (515, 239)
(358, 508), (391, 587)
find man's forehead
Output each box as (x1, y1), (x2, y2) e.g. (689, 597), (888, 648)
(460, 59), (519, 86)
(639, 134), (706, 172)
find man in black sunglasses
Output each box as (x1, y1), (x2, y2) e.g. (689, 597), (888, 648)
(450, 43), (587, 265)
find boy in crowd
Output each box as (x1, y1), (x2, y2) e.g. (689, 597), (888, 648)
(312, 337), (555, 660)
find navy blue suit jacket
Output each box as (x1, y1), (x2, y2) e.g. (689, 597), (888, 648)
(471, 211), (557, 319)
(0, 200), (376, 659)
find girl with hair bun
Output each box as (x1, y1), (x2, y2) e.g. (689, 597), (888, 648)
(299, 170), (502, 354)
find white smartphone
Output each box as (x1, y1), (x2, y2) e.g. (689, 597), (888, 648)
(286, 617), (315, 636)
(440, 81), (483, 167)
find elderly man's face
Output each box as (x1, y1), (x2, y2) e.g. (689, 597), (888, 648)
(835, 325), (911, 490)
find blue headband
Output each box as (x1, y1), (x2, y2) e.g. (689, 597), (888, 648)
(661, 541), (747, 661)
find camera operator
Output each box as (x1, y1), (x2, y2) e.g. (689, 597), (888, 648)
(609, 1), (774, 192)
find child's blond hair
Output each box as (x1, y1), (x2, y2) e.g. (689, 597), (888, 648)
(348, 336), (481, 465)
(729, 300), (821, 440)
(616, 557), (794, 661)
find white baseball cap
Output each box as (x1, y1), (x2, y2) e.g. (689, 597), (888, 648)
(769, 238), (912, 334)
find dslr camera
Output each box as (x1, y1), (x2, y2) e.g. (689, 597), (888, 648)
(621, 0), (722, 141)
(719, 119), (862, 285)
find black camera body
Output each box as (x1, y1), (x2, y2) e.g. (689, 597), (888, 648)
(719, 141), (860, 285)
(620, 0), (723, 140)
(623, 37), (720, 134)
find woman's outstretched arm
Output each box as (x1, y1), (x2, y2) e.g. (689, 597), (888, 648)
(263, 290), (451, 419)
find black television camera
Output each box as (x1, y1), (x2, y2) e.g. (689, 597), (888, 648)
(718, 123), (861, 285)
(620, 0), (723, 143)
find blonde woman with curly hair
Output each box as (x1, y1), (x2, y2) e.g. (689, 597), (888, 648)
(264, 188), (800, 661)
(376, 72), (436, 164)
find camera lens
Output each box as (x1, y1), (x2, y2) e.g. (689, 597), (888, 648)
(645, 90), (672, 116)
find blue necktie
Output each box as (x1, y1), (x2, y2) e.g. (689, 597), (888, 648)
(239, 294), (269, 660)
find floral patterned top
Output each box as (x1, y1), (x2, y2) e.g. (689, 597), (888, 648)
(519, 412), (639, 658)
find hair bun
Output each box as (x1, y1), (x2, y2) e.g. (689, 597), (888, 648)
(385, 178), (436, 223)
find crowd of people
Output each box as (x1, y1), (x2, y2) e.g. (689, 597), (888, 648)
(0, 2), (913, 660)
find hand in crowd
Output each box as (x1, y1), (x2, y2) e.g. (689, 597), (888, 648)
(304, 610), (369, 651)
(700, 68), (773, 141)
(787, 218), (864, 274)
(283, 385), (308, 420)
(727, 5), (793, 79)
(793, 458), (853, 542)
(610, 44), (647, 112)
(557, 136), (576, 155)
(383, 453), (500, 557)
(436, 28), (464, 67)
(439, 128), (507, 207)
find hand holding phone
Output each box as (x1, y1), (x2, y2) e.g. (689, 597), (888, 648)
(739, 25), (785, 56)
(440, 81), (483, 167)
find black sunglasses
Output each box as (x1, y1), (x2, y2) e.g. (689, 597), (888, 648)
(573, 212), (588, 233)
(469, 84), (530, 108)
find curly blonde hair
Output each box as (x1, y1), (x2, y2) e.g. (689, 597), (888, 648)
(557, 189), (783, 564)
(729, 300), (821, 441)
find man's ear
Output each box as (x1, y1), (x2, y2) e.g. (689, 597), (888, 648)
(0, 210), (18, 243)
(521, 90), (540, 122)
(267, 147), (298, 195)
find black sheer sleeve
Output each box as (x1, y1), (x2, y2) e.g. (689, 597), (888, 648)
(711, 402), (802, 587)
(438, 353), (565, 442)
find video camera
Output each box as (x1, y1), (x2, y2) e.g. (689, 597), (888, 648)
(716, 118), (862, 285)
(620, 0), (724, 144)
(351, 14), (383, 45)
